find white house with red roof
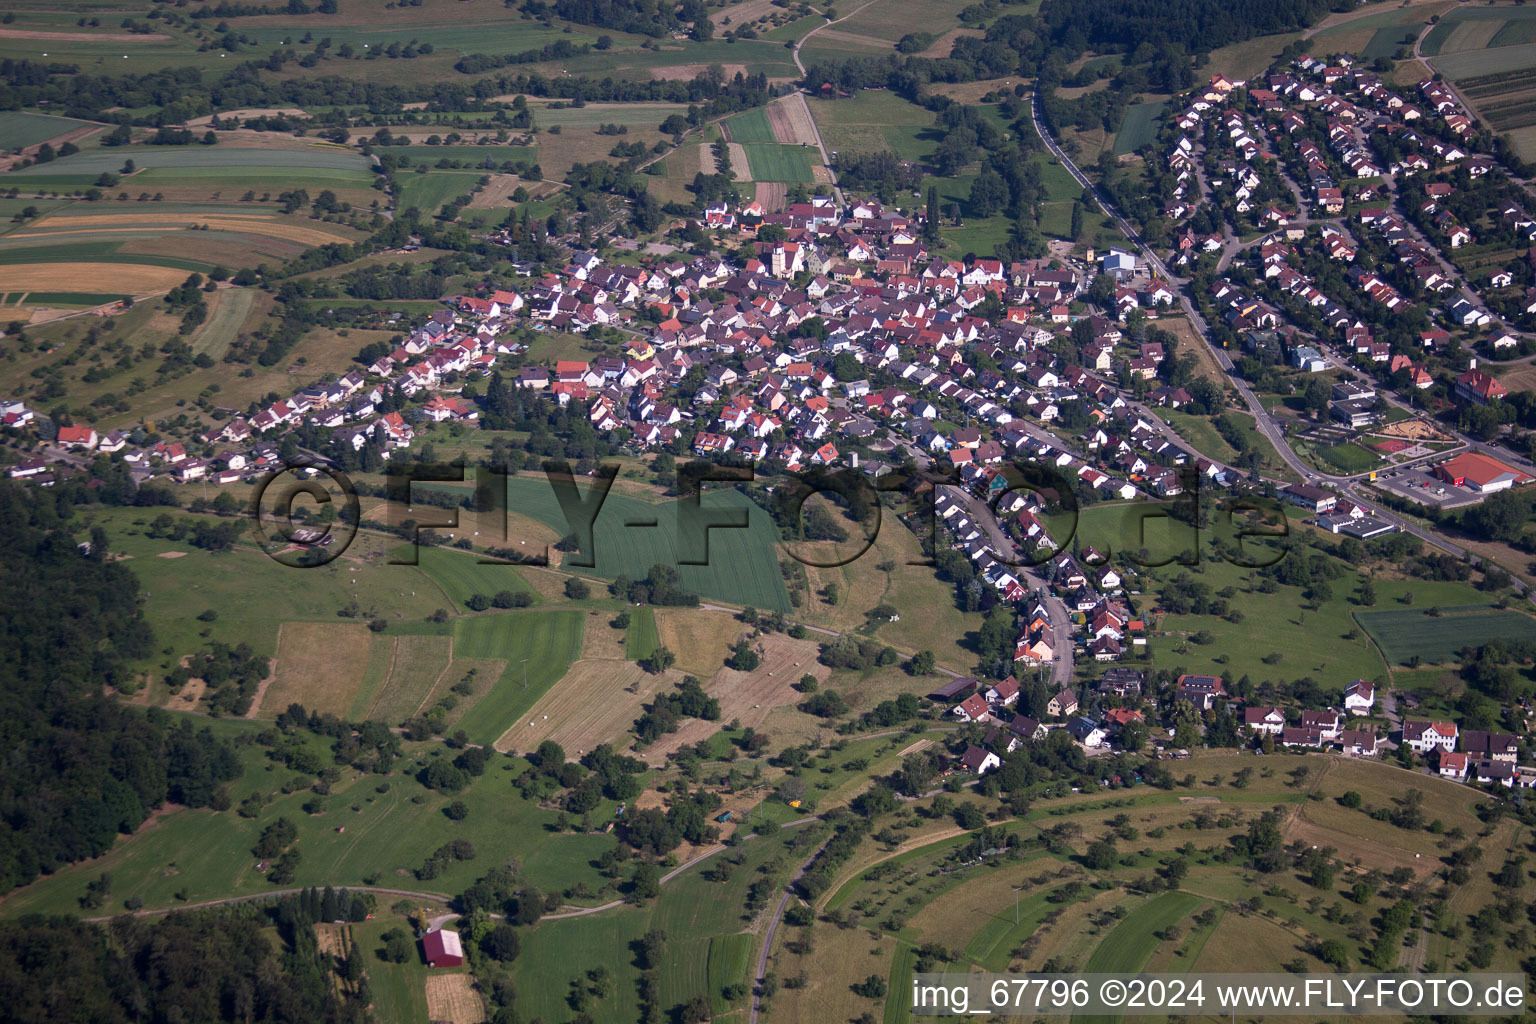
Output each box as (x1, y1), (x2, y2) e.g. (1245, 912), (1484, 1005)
(953, 693), (990, 723)
(1344, 679), (1374, 715)
(56, 425), (99, 450)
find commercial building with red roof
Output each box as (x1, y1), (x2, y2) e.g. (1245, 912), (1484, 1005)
(1432, 452), (1534, 493)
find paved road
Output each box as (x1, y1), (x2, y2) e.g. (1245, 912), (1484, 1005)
(1029, 87), (1534, 601)
(947, 486), (1074, 689)
(748, 834), (828, 1024)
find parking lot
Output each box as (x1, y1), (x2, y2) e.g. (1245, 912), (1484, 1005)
(1372, 466), (1486, 509)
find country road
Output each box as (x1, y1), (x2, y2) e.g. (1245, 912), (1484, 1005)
(81, 884), (455, 924)
(788, 0), (883, 208)
(748, 834), (827, 1024)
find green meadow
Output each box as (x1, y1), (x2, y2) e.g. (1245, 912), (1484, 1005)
(0, 111), (96, 149)
(0, 720), (621, 917)
(467, 475), (795, 612)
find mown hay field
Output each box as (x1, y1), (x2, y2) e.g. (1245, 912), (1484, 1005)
(452, 610), (585, 745)
(264, 621), (375, 717)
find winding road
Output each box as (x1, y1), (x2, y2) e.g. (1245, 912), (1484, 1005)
(787, 0), (885, 208)
(1029, 87), (1534, 600)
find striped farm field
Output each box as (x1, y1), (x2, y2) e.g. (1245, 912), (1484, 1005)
(0, 261), (189, 293)
(0, 241), (209, 271)
(723, 107), (777, 143)
(1114, 100), (1167, 154)
(625, 605), (658, 661)
(1422, 5), (1536, 54)
(415, 545), (539, 610)
(706, 934), (753, 1016)
(1434, 42), (1536, 80)
(0, 111), (95, 150)
(452, 610), (585, 745)
(740, 143), (815, 183)
(6, 144), (370, 177)
(1355, 606), (1536, 665)
(191, 286), (257, 359)
(8, 211), (359, 248)
(361, 634), (453, 724)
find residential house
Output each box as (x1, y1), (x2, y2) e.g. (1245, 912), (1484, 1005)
(958, 744), (1002, 775)
(1402, 719), (1457, 754)
(1343, 679), (1374, 715)
(1243, 707), (1286, 735)
(953, 693), (990, 723)
(1047, 688), (1079, 718)
(1176, 674), (1226, 710)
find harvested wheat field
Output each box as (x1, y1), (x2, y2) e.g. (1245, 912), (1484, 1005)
(651, 62), (747, 81)
(654, 606), (743, 677)
(14, 213), (355, 247)
(0, 262), (188, 293)
(755, 181), (787, 211)
(766, 94), (820, 146)
(494, 658), (682, 760)
(261, 621), (373, 717)
(641, 632), (827, 760)
(811, 164), (835, 184)
(724, 142), (750, 176)
(424, 974), (485, 1024)
(0, 27), (169, 40)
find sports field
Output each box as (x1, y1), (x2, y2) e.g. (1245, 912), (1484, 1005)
(1355, 606), (1536, 665)
(1321, 441), (1380, 473)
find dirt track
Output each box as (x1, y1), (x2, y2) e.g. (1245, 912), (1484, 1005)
(0, 27), (169, 41)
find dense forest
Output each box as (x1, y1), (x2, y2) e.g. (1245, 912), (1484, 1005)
(547, 0), (700, 37)
(0, 481), (242, 895)
(0, 900), (369, 1023)
(0, 57), (775, 125)
(1036, 0), (1336, 52)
